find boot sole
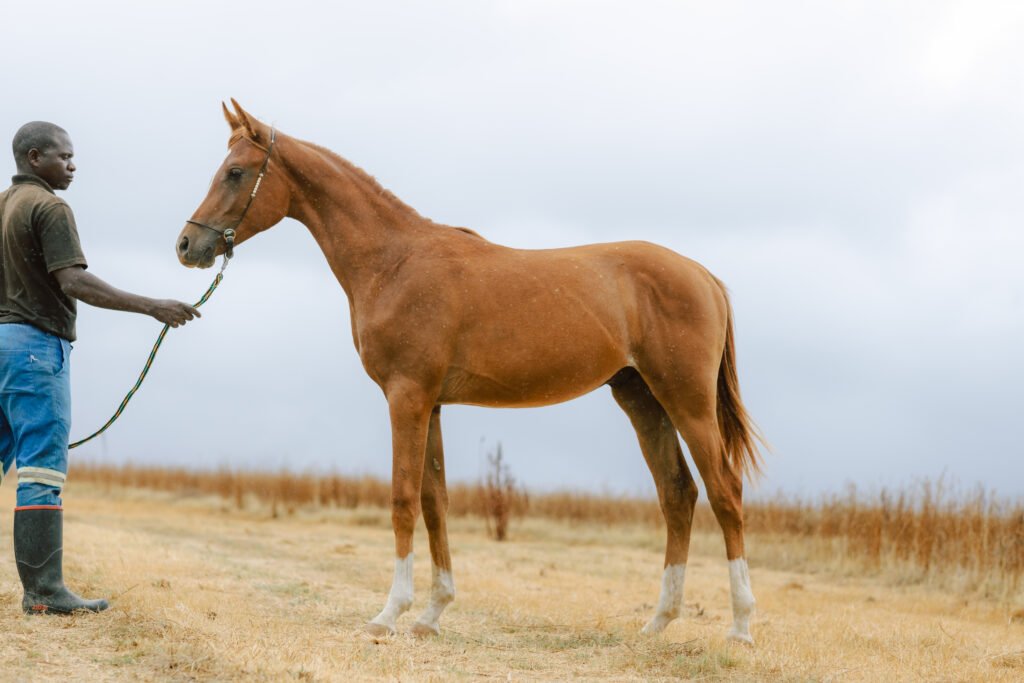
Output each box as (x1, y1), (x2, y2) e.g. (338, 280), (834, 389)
(23, 600), (110, 615)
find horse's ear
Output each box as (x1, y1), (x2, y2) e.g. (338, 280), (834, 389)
(222, 101), (241, 131)
(230, 98), (260, 142)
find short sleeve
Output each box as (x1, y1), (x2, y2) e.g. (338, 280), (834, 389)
(37, 201), (88, 273)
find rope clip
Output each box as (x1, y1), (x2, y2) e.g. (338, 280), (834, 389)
(223, 228), (236, 260)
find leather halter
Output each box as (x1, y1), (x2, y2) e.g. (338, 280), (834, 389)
(185, 127), (276, 260)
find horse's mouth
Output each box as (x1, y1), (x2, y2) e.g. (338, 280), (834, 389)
(178, 246), (217, 269)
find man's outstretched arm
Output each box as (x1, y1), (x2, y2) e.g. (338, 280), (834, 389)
(53, 266), (201, 328)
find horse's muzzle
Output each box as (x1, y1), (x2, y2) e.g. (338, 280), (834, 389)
(176, 234), (216, 269)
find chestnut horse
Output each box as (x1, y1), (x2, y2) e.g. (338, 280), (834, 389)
(177, 100), (764, 644)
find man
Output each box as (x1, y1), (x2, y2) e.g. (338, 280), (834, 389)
(0, 121), (199, 615)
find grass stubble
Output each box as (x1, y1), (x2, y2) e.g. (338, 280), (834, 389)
(0, 465), (1020, 681)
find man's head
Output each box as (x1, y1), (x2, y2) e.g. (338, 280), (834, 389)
(12, 122), (75, 190)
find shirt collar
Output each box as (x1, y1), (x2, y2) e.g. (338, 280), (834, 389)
(11, 174), (55, 195)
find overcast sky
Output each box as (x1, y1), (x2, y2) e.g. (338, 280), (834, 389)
(2, 1), (1022, 498)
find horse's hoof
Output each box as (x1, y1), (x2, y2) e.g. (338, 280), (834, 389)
(727, 628), (754, 646)
(640, 614), (671, 635)
(364, 621), (396, 639)
(410, 621), (440, 638)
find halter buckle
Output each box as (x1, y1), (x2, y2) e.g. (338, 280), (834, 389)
(223, 228), (236, 260)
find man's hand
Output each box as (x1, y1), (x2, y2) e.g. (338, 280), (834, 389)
(53, 266), (201, 327)
(147, 299), (201, 328)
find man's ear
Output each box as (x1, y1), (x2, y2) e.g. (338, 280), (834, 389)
(230, 98), (260, 142)
(25, 148), (41, 168)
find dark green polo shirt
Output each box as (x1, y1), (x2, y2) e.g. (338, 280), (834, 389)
(0, 174), (88, 341)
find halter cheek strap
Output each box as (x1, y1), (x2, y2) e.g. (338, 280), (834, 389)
(186, 127), (276, 262)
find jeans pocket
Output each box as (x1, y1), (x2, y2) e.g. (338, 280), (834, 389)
(27, 337), (65, 376)
(59, 339), (70, 375)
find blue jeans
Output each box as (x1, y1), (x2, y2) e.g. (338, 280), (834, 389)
(0, 322), (71, 507)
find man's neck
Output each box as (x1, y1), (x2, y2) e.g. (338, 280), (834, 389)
(11, 172), (57, 194)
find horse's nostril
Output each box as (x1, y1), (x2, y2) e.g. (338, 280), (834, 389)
(178, 236), (189, 253)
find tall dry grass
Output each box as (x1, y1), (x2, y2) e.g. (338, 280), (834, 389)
(66, 462), (1024, 600)
(744, 481), (1024, 599)
(480, 443), (528, 541)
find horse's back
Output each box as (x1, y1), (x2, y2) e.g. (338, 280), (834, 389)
(501, 239), (725, 330)
(424, 233), (726, 341)
(405, 234), (729, 406)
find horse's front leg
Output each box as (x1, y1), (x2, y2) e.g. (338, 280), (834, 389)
(410, 406), (455, 637)
(365, 381), (433, 637)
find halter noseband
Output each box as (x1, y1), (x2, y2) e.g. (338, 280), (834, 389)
(186, 127), (276, 261)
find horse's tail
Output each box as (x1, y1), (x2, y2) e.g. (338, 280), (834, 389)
(712, 277), (766, 481)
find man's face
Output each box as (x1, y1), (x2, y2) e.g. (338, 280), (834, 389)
(28, 133), (75, 190)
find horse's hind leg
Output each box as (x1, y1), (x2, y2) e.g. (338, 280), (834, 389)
(609, 369), (699, 634)
(644, 374), (756, 644)
(410, 407), (455, 637)
(685, 416), (754, 644)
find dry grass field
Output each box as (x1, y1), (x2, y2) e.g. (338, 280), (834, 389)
(1, 470), (1023, 682)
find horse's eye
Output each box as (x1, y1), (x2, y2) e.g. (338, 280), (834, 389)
(229, 167), (243, 178)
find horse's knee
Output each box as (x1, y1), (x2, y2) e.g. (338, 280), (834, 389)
(391, 493), (420, 529)
(420, 489), (448, 526)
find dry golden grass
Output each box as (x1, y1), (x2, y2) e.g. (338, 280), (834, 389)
(71, 463), (1024, 598)
(1, 473), (1023, 681)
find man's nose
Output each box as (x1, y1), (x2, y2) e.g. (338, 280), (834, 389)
(67, 161), (76, 172)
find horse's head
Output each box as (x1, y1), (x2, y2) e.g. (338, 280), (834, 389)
(177, 99), (290, 268)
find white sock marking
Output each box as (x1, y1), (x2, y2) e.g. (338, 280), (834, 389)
(727, 557), (755, 644)
(370, 553), (414, 632)
(641, 564), (686, 634)
(414, 564), (455, 634)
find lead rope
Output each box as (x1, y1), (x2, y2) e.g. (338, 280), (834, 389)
(68, 248), (233, 449)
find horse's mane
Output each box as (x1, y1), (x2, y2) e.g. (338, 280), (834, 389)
(234, 128), (486, 239)
(301, 138), (426, 220)
(299, 138), (487, 241)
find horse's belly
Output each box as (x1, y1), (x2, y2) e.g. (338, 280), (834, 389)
(439, 364), (621, 407)
(438, 325), (629, 407)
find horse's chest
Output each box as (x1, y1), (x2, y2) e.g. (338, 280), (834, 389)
(352, 310), (448, 385)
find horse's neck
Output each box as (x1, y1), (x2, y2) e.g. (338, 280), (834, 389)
(282, 137), (426, 300)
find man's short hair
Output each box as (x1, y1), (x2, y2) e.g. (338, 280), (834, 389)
(12, 121), (68, 162)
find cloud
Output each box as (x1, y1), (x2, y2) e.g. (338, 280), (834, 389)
(2, 1), (1022, 496)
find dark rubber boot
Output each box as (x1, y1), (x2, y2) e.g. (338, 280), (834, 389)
(14, 506), (108, 615)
